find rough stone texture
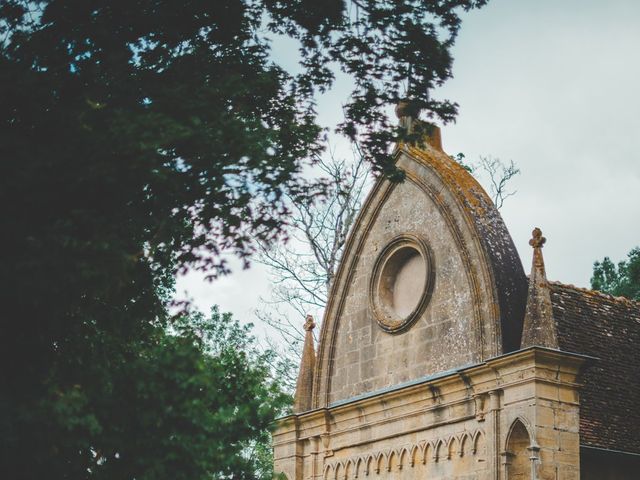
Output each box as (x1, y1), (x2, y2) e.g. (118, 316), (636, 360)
(274, 349), (587, 480)
(521, 228), (559, 349)
(405, 145), (528, 355)
(550, 282), (640, 454)
(326, 177), (478, 404)
(388, 249), (425, 317)
(314, 139), (528, 407)
(294, 315), (317, 413)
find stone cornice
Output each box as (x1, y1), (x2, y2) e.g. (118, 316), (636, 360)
(274, 347), (596, 448)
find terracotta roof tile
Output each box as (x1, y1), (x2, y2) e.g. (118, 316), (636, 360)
(549, 282), (640, 453)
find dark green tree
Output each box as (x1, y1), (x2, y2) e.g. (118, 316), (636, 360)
(0, 1), (486, 478)
(591, 247), (640, 301)
(2, 302), (289, 479)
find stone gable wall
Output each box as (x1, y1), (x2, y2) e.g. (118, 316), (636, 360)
(328, 176), (478, 404)
(318, 147), (517, 406)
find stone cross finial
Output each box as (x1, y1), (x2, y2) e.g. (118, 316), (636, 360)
(294, 314), (317, 413)
(529, 227), (546, 249)
(304, 314), (315, 331)
(521, 226), (558, 349)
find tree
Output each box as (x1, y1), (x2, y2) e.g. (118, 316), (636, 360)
(1, 1), (488, 477)
(453, 154), (521, 209)
(256, 146), (370, 388)
(591, 247), (640, 300)
(2, 302), (289, 479)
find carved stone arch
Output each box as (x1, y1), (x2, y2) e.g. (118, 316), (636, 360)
(459, 433), (471, 457)
(365, 455), (375, 476)
(312, 142), (527, 409)
(354, 457), (364, 479)
(505, 417), (536, 450)
(334, 462), (344, 480)
(422, 442), (434, 465)
(506, 418), (536, 480)
(375, 453), (385, 474)
(385, 450), (396, 472)
(421, 442), (431, 465)
(447, 436), (458, 460)
(472, 430), (485, 455)
(434, 440), (445, 462)
(409, 445), (419, 467)
(323, 464), (334, 480)
(344, 459), (353, 480)
(398, 447), (410, 470)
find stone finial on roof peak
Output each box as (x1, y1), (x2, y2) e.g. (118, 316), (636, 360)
(529, 227), (546, 249)
(521, 228), (559, 349)
(394, 100), (442, 151)
(293, 315), (316, 413)
(303, 314), (315, 331)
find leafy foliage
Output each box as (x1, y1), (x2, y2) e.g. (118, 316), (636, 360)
(0, 0), (486, 478)
(1, 305), (289, 479)
(591, 247), (640, 301)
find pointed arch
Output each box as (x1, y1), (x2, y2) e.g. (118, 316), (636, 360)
(323, 464), (334, 480)
(472, 430), (486, 456)
(506, 418), (534, 443)
(409, 445), (419, 467)
(344, 459), (353, 480)
(354, 457), (363, 479)
(365, 455), (374, 476)
(506, 418), (533, 480)
(460, 433), (471, 457)
(375, 453), (385, 474)
(398, 448), (410, 470)
(312, 145), (529, 409)
(420, 442), (431, 465)
(386, 450), (396, 472)
(421, 442), (432, 465)
(457, 432), (475, 470)
(447, 437), (458, 460)
(334, 462), (343, 480)
(434, 440), (445, 462)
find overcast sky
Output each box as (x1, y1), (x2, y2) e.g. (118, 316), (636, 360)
(177, 0), (640, 326)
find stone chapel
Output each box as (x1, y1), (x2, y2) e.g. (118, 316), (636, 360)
(272, 119), (640, 480)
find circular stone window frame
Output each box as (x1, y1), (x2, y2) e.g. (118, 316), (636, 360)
(369, 234), (435, 334)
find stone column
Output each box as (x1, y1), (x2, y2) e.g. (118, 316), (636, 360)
(487, 389), (502, 480)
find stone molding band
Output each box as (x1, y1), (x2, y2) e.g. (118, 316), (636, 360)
(324, 430), (486, 479)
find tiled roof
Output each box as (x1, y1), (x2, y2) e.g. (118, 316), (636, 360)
(549, 282), (640, 454)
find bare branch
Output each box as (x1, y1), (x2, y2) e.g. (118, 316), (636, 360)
(254, 143), (371, 389)
(477, 156), (521, 210)
(453, 153), (521, 210)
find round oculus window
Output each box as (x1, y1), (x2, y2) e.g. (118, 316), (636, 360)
(369, 235), (434, 333)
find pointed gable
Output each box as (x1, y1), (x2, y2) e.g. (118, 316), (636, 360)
(312, 129), (528, 408)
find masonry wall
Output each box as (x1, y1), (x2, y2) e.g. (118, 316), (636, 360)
(328, 178), (478, 404)
(274, 349), (586, 480)
(324, 150), (507, 406)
